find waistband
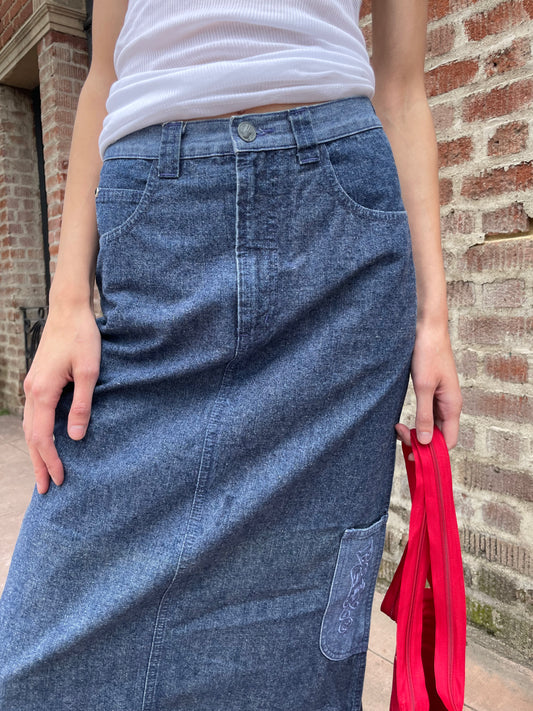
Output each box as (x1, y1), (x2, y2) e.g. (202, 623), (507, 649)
(102, 95), (381, 165)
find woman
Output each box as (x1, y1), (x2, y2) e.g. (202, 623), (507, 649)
(0, 1), (462, 709)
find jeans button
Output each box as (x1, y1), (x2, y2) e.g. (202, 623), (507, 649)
(237, 121), (257, 142)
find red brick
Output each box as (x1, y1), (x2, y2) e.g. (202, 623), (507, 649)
(428, 0), (451, 21)
(465, 1), (530, 41)
(482, 501), (521, 536)
(463, 239), (533, 271)
(431, 102), (455, 131)
(456, 350), (478, 379)
(484, 354), (529, 383)
(360, 0), (372, 18)
(485, 37), (531, 77)
(478, 567), (524, 604)
(361, 23), (372, 50)
(458, 426), (477, 457)
(461, 162), (533, 200)
(56, 78), (73, 94)
(439, 177), (453, 205)
(48, 202), (65, 218)
(462, 458), (533, 501)
(482, 279), (525, 308)
(50, 44), (72, 62)
(41, 29), (83, 50)
(486, 428), (523, 462)
(488, 120), (529, 157)
(482, 202), (531, 235)
(463, 80), (533, 122)
(427, 24), (455, 57)
(461, 387), (533, 424)
(1, 0), (30, 41)
(447, 280), (475, 308)
(426, 59), (478, 98)
(438, 136), (473, 167)
(455, 490), (476, 523)
(458, 315), (531, 345)
(1, 23), (16, 47)
(442, 210), (475, 235)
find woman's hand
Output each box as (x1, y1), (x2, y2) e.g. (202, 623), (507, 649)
(395, 320), (462, 459)
(22, 305), (102, 495)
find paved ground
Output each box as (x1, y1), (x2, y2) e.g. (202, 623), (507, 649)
(0, 412), (531, 709)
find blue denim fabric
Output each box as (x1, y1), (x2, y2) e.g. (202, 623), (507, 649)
(0, 96), (417, 711)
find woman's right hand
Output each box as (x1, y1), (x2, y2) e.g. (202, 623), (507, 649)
(22, 305), (102, 495)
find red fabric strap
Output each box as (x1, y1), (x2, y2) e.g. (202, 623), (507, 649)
(381, 425), (466, 711)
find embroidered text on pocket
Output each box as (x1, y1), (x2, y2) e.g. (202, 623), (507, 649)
(319, 512), (388, 661)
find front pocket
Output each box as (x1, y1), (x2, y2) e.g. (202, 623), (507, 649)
(95, 158), (157, 241)
(319, 512), (388, 661)
(321, 127), (408, 220)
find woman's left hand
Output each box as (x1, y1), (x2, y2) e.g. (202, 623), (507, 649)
(395, 320), (463, 459)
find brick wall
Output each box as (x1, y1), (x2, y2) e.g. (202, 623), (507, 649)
(0, 0), (32, 50)
(0, 19), (90, 415)
(0, 86), (46, 415)
(360, 0), (533, 665)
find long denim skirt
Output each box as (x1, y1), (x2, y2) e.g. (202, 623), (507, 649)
(0, 96), (417, 711)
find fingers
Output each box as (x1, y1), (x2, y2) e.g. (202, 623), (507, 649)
(394, 422), (414, 460)
(24, 376), (65, 493)
(67, 364), (99, 440)
(435, 391), (462, 451)
(397, 383), (462, 461)
(395, 422), (411, 446)
(22, 395), (50, 494)
(413, 380), (435, 445)
(26, 440), (54, 495)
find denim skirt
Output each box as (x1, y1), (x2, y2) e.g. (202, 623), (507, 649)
(0, 96), (417, 711)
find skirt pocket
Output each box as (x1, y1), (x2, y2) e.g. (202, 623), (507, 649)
(95, 157), (158, 242)
(320, 126), (408, 220)
(319, 512), (388, 661)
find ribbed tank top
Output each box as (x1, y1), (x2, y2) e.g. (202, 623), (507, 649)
(98, 0), (374, 160)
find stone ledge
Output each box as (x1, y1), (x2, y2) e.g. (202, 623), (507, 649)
(0, 1), (87, 89)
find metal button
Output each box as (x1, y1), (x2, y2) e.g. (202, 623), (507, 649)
(237, 121), (257, 142)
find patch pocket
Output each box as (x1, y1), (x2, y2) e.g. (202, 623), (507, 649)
(319, 512), (388, 661)
(95, 157), (156, 240)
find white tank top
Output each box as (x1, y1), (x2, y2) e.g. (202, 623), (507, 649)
(98, 0), (375, 159)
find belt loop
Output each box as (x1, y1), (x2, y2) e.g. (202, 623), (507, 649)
(288, 107), (320, 165)
(158, 121), (185, 178)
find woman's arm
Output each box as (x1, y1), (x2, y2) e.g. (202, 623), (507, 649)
(370, 0), (462, 451)
(22, 0), (128, 494)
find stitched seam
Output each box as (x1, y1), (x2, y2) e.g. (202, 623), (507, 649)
(320, 142), (409, 221)
(97, 160), (159, 244)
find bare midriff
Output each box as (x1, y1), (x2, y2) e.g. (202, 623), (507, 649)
(185, 99), (328, 121)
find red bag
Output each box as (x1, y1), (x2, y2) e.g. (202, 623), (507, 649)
(381, 425), (466, 711)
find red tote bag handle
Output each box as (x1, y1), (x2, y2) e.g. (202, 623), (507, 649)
(381, 425), (466, 711)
